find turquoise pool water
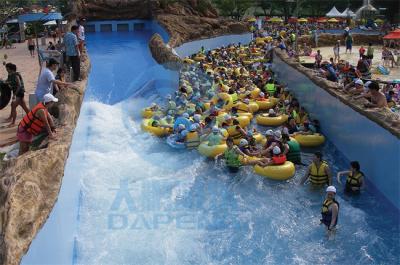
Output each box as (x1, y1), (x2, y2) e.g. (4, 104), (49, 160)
(23, 31), (399, 265)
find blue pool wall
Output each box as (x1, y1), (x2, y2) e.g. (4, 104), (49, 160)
(272, 52), (400, 211)
(174, 33), (253, 58)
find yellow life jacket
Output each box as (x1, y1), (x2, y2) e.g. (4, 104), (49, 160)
(321, 198), (334, 214)
(309, 161), (329, 185)
(227, 125), (243, 140)
(295, 113), (308, 125)
(346, 171), (364, 187)
(185, 131), (200, 148)
(231, 93), (239, 104)
(265, 83), (276, 95)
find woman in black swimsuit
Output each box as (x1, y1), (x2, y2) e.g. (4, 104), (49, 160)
(5, 63), (29, 126)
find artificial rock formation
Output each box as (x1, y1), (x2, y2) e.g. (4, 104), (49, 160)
(298, 33), (383, 47)
(73, 0), (218, 20)
(149, 33), (182, 70)
(274, 49), (400, 138)
(0, 54), (90, 265)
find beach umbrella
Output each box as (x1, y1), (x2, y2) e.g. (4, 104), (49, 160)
(288, 17), (298, 23)
(316, 17), (327, 23)
(247, 17), (256, 22)
(374, 18), (384, 24)
(270, 17), (283, 23)
(298, 18), (308, 23)
(328, 18), (339, 23)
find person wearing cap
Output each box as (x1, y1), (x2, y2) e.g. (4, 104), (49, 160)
(267, 108), (277, 117)
(363, 81), (388, 108)
(165, 95), (176, 113)
(297, 121), (316, 135)
(160, 115), (174, 129)
(257, 130), (283, 158)
(227, 118), (246, 142)
(207, 126), (223, 146)
(321, 186), (339, 235)
(35, 58), (74, 103)
(300, 151), (332, 186)
(256, 146), (287, 167)
(345, 79), (365, 95)
(185, 124), (201, 148)
(17, 93), (58, 155)
(148, 115), (161, 127)
(173, 113), (192, 132)
(238, 138), (258, 157)
(216, 137), (246, 173)
(176, 129), (188, 143)
(337, 161), (365, 194)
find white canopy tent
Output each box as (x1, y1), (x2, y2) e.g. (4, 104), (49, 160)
(340, 8), (356, 18)
(326, 6), (342, 17)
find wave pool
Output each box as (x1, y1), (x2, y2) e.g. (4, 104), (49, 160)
(22, 28), (399, 265)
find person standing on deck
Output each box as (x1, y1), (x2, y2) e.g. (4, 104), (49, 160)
(64, 25), (81, 81)
(77, 19), (86, 53)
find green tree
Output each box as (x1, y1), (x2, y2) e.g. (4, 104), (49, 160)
(0, 0), (33, 25)
(213, 0), (254, 20)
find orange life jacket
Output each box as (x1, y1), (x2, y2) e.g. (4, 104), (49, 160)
(272, 154), (287, 165)
(19, 102), (48, 135)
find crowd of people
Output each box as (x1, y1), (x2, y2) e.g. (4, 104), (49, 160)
(0, 20), (86, 155)
(251, 20), (400, 113)
(142, 42), (368, 237)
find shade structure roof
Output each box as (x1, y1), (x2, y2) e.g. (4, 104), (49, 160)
(383, 29), (400, 40)
(18, 12), (62, 22)
(340, 8), (356, 18)
(326, 6), (342, 17)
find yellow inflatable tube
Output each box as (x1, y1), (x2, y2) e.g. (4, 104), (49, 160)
(141, 108), (163, 119)
(255, 97), (279, 110)
(237, 112), (253, 119)
(194, 55), (206, 62)
(141, 108), (154, 118)
(250, 87), (261, 99)
(235, 115), (250, 127)
(141, 119), (171, 137)
(183, 58), (195, 64)
(239, 155), (262, 165)
(293, 133), (325, 147)
(198, 141), (227, 158)
(256, 114), (288, 126)
(254, 161), (296, 180)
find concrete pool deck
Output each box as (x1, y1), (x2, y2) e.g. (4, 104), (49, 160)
(299, 45), (400, 82)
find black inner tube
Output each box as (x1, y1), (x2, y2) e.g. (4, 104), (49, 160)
(0, 81), (12, 110)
